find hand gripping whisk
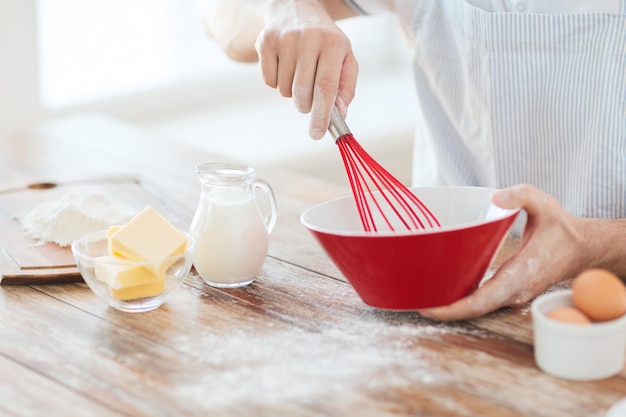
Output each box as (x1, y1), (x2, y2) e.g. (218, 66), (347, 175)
(328, 105), (440, 232)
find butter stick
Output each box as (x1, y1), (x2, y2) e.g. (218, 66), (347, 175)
(110, 206), (187, 262)
(94, 256), (165, 290)
(110, 281), (165, 301)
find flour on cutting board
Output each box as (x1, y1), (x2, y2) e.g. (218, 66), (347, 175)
(17, 192), (135, 247)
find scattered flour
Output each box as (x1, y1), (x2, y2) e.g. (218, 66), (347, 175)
(18, 192), (135, 247)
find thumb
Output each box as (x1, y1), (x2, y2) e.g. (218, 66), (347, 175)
(491, 184), (550, 217)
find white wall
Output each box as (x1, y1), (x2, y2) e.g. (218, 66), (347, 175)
(0, 0), (41, 132)
(137, 14), (417, 183)
(0, 3), (416, 183)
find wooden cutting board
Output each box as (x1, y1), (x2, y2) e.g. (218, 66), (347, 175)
(0, 177), (193, 285)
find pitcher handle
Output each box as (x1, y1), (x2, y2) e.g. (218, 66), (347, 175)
(253, 179), (277, 233)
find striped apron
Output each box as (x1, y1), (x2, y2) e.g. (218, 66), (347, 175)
(405, 1), (626, 235)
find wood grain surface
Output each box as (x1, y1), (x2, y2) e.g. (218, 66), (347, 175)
(0, 177), (190, 283)
(0, 113), (623, 417)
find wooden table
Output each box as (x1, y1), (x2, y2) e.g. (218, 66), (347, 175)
(0, 114), (624, 417)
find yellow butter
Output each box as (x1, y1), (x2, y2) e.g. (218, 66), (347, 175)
(94, 256), (165, 289)
(96, 206), (187, 301)
(110, 205), (187, 262)
(107, 225), (122, 239)
(110, 280), (165, 301)
(107, 225), (122, 255)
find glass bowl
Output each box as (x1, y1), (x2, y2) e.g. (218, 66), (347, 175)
(72, 229), (196, 313)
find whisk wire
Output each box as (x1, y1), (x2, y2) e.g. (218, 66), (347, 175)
(340, 138), (394, 231)
(347, 135), (426, 229)
(329, 105), (440, 232)
(351, 135), (440, 229)
(344, 134), (431, 230)
(338, 139), (376, 230)
(339, 135), (405, 231)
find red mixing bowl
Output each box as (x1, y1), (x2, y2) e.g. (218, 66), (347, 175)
(300, 186), (520, 310)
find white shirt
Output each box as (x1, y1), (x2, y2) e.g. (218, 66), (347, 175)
(350, 0), (624, 14)
(347, 0), (626, 235)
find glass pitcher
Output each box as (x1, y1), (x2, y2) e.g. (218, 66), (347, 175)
(189, 162), (277, 288)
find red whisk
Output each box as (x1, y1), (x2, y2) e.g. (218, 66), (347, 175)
(328, 105), (440, 232)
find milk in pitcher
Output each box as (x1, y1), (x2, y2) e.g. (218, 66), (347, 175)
(190, 163), (277, 288)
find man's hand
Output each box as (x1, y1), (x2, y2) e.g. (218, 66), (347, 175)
(255, 0), (358, 139)
(418, 184), (594, 321)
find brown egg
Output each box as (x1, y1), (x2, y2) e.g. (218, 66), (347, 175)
(546, 307), (592, 324)
(572, 269), (626, 322)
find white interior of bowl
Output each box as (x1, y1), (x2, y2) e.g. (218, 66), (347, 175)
(301, 186), (520, 235)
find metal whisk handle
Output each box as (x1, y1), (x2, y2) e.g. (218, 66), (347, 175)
(328, 105), (351, 142)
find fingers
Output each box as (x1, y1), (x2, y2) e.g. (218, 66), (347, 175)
(308, 50), (358, 138)
(254, 15), (356, 140)
(337, 52), (358, 113)
(417, 271), (518, 321)
(421, 186), (577, 321)
(256, 30), (279, 89)
(292, 53), (318, 112)
(307, 46), (357, 140)
(491, 184), (555, 217)
(417, 293), (492, 322)
(417, 259), (545, 322)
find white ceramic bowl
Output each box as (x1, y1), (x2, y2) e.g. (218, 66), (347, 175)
(531, 289), (626, 381)
(606, 398), (626, 417)
(72, 230), (196, 313)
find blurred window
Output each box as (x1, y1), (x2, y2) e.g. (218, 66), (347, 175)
(37, 0), (233, 109)
(0, 0), (405, 130)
